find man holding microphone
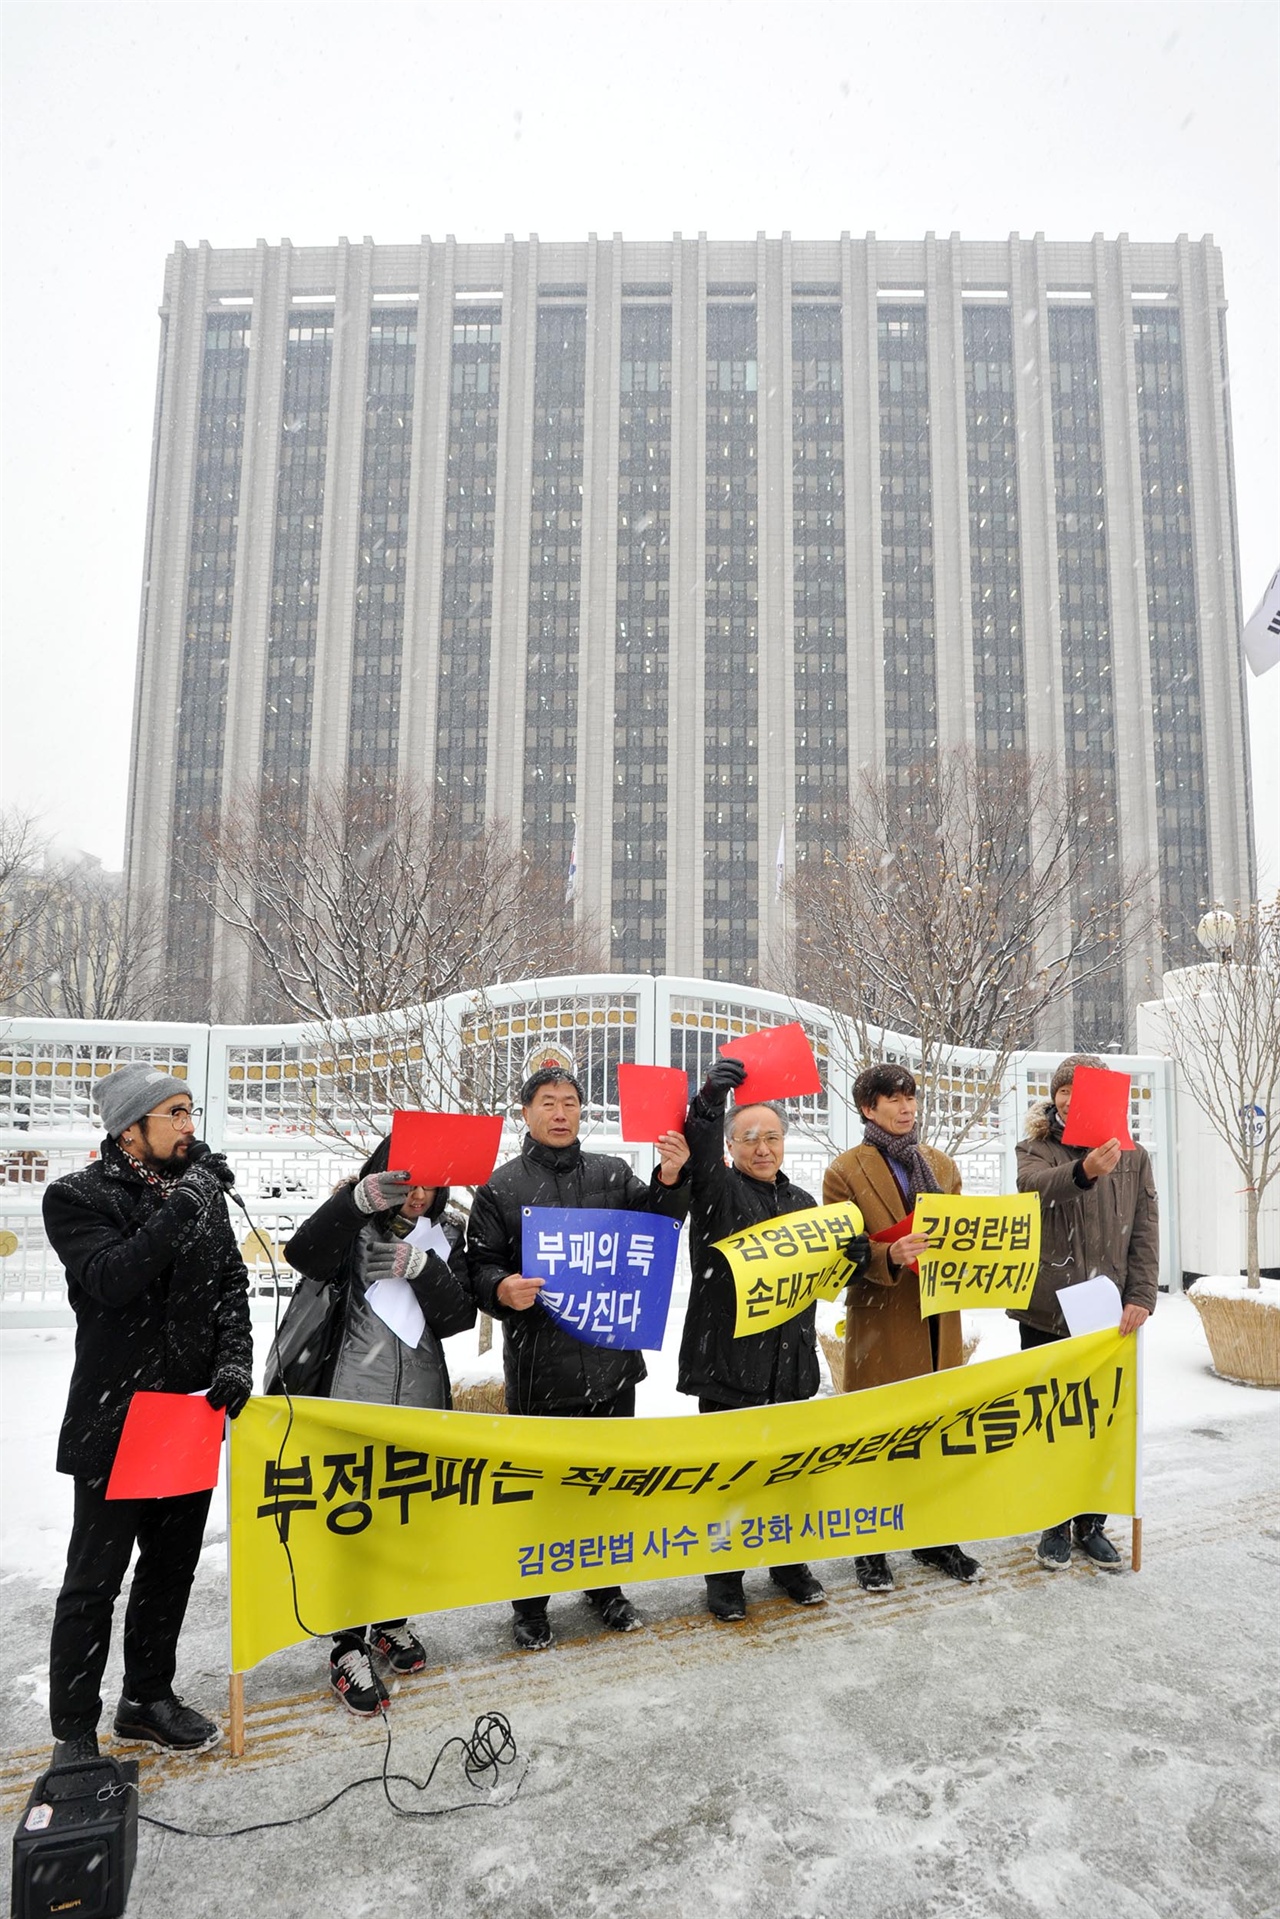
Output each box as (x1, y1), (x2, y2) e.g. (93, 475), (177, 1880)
(41, 1063), (252, 1762)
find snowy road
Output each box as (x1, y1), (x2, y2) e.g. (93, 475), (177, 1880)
(2, 1301), (1278, 1917)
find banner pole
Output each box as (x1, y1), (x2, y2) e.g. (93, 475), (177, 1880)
(229, 1672), (245, 1758)
(1131, 1322), (1146, 1573)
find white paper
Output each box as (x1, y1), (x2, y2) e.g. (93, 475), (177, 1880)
(406, 1218), (451, 1261)
(1060, 1274), (1122, 1337)
(365, 1277), (426, 1348)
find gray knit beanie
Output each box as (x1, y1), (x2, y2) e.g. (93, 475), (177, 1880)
(95, 1063), (193, 1138)
(1049, 1053), (1106, 1099)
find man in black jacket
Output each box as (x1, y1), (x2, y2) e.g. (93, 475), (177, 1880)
(679, 1056), (869, 1621)
(467, 1066), (690, 1648)
(41, 1063), (253, 1763)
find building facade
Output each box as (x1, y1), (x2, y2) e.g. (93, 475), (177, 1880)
(126, 232), (1254, 1030)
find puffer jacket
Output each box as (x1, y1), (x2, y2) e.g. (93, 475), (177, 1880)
(42, 1136), (252, 1478)
(282, 1139), (475, 1409)
(677, 1091), (821, 1408)
(1012, 1101), (1160, 1335)
(467, 1133), (690, 1415)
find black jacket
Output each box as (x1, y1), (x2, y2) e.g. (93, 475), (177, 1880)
(282, 1140), (475, 1409)
(677, 1092), (820, 1407)
(467, 1133), (690, 1415)
(42, 1136), (253, 1479)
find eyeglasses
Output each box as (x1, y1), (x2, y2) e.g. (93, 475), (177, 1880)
(147, 1104), (202, 1128)
(735, 1130), (784, 1147)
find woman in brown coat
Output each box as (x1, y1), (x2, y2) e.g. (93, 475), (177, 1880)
(823, 1062), (981, 1592)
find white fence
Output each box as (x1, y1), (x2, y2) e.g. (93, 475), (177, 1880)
(0, 975), (1178, 1318)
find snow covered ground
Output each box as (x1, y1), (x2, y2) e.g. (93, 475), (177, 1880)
(3, 1292), (1277, 1917)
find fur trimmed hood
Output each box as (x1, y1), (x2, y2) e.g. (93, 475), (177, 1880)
(1023, 1098), (1056, 1142)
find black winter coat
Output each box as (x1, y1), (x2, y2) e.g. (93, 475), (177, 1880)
(282, 1153), (474, 1409)
(42, 1137), (253, 1479)
(677, 1093), (820, 1408)
(467, 1133), (690, 1414)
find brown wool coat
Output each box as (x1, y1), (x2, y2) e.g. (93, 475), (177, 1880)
(1012, 1102), (1160, 1336)
(823, 1143), (964, 1392)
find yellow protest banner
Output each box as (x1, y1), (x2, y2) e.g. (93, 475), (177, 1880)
(713, 1201), (867, 1338)
(914, 1193), (1042, 1317)
(229, 1329), (1137, 1672)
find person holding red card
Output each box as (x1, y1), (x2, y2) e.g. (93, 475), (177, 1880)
(1013, 1054), (1159, 1572)
(280, 1136), (475, 1714)
(678, 1056), (870, 1621)
(823, 1063), (982, 1593)
(40, 1064), (253, 1766)
(467, 1066), (690, 1650)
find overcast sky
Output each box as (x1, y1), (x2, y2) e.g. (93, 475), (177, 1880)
(2, 0), (1276, 896)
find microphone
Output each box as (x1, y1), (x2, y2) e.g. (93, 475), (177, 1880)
(185, 1138), (247, 1210)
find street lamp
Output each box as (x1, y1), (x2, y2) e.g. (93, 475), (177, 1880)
(1196, 908), (1237, 963)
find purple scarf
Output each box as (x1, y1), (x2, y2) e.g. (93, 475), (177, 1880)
(861, 1120), (940, 1203)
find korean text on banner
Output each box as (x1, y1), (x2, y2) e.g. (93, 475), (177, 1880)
(521, 1208), (682, 1349)
(914, 1193), (1042, 1316)
(228, 1330), (1139, 1672)
(713, 1201), (866, 1338)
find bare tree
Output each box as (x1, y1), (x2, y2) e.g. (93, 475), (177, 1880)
(202, 777), (604, 1021)
(1157, 900), (1280, 1288)
(788, 750), (1154, 1153)
(197, 777), (607, 1145)
(26, 863), (165, 1020)
(0, 809), (48, 1006)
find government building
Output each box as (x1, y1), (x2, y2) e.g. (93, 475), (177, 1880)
(125, 232), (1254, 1033)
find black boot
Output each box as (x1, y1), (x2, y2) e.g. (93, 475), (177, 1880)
(855, 1554), (893, 1591)
(705, 1571), (746, 1621)
(1036, 1521), (1072, 1569)
(1073, 1514), (1123, 1571)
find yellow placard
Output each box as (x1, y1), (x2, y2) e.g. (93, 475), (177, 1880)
(713, 1201), (867, 1338)
(914, 1193), (1042, 1317)
(228, 1329), (1137, 1672)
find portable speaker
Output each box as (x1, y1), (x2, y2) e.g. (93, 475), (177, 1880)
(10, 1756), (138, 1919)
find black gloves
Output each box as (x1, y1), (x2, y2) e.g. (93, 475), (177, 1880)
(206, 1365), (253, 1419)
(701, 1056), (748, 1104)
(169, 1158), (231, 1219)
(364, 1237), (428, 1282)
(353, 1169), (416, 1215)
(840, 1233), (872, 1279)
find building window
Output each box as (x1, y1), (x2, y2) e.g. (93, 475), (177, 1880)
(1133, 307), (1208, 966)
(703, 304), (759, 982)
(964, 303), (1025, 760)
(436, 304), (502, 828)
(878, 305), (936, 784)
(612, 306), (672, 972)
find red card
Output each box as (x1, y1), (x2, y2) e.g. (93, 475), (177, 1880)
(388, 1111), (504, 1187)
(719, 1023), (822, 1102)
(106, 1392), (225, 1500)
(617, 1064), (689, 1143)
(870, 1215), (915, 1244)
(1060, 1065), (1135, 1151)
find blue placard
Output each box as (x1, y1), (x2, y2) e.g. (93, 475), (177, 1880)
(520, 1207), (682, 1350)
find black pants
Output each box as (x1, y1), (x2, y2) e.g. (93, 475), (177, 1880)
(49, 1476), (212, 1739)
(1018, 1323), (1104, 1529)
(512, 1389), (635, 1620)
(697, 1396), (809, 1595)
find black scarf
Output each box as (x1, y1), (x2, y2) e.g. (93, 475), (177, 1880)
(862, 1120), (940, 1202)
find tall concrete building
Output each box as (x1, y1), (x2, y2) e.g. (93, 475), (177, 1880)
(126, 232), (1254, 1032)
